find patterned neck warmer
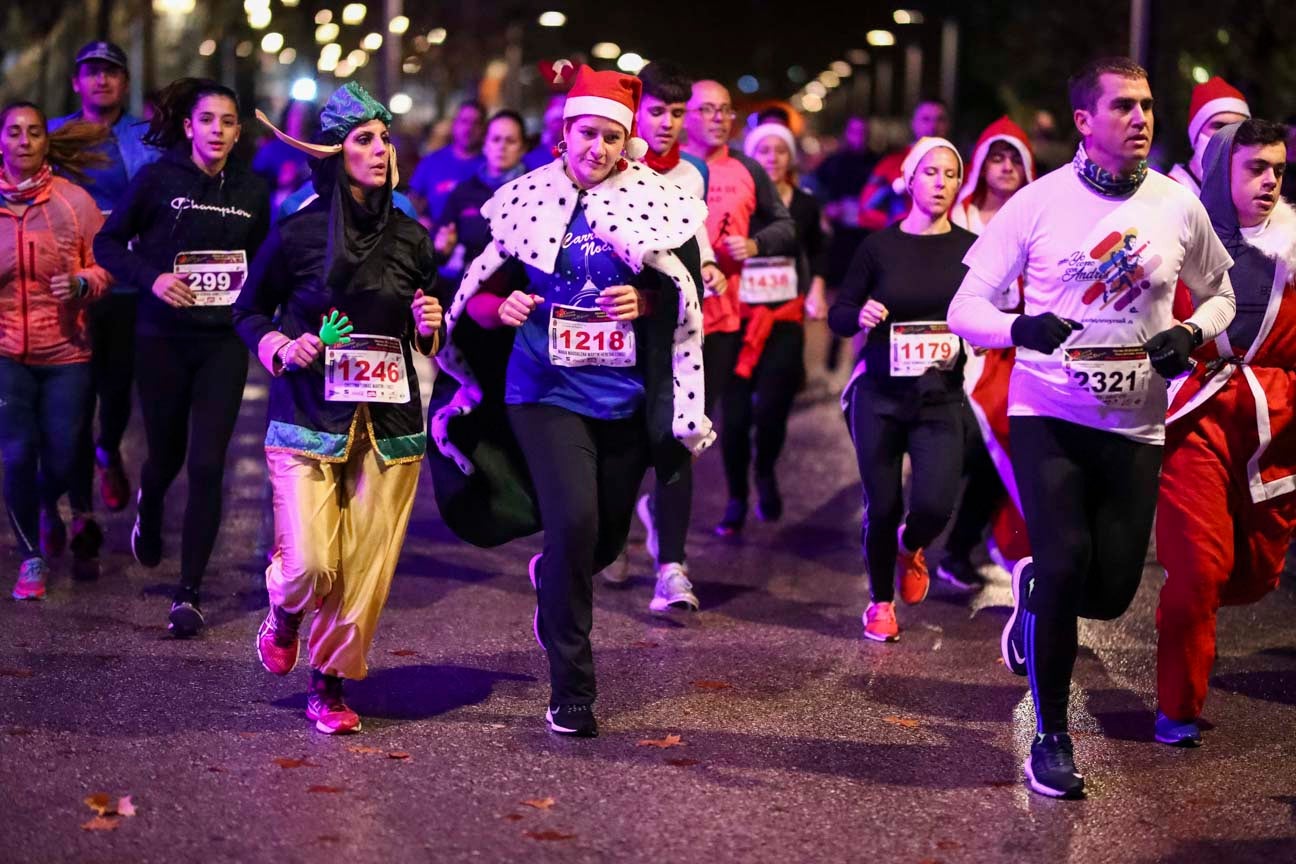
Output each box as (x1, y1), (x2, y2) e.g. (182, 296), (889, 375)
(0, 163), (53, 204)
(1072, 143), (1147, 198)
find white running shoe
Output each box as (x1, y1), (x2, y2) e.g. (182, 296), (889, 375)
(649, 562), (698, 613)
(636, 494), (659, 564)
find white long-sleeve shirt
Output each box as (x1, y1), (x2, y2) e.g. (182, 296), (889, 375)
(947, 164), (1235, 444)
(662, 158), (717, 268)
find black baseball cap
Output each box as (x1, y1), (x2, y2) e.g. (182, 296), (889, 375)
(74, 41), (129, 71)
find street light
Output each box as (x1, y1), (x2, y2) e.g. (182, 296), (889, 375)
(279, 48), (297, 65)
(341, 4), (366, 26)
(315, 23), (339, 43)
(361, 32), (383, 51)
(867, 30), (895, 46)
(591, 42), (620, 60)
(390, 93), (413, 114)
(427, 28), (447, 45)
(830, 60), (852, 77)
(291, 77), (318, 101)
(389, 16), (410, 35)
(893, 9), (924, 24)
(261, 32), (284, 53)
(617, 52), (646, 73)
(248, 7), (272, 29)
(538, 11), (567, 27)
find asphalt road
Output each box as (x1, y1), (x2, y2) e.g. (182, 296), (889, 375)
(1, 324), (1293, 863)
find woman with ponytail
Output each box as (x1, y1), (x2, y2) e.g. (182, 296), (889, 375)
(94, 78), (270, 636)
(1, 102), (112, 600)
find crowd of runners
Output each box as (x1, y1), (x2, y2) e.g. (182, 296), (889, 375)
(4, 40), (1294, 800)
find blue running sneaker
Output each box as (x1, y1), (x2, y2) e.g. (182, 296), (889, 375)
(1155, 711), (1202, 747)
(1002, 557), (1033, 676)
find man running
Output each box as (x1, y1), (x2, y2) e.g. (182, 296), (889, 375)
(947, 57), (1235, 799)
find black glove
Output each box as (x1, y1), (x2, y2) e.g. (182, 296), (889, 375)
(1143, 325), (1196, 378)
(1010, 313), (1083, 353)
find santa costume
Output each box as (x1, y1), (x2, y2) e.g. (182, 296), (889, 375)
(1157, 123), (1296, 743)
(1168, 77), (1251, 196)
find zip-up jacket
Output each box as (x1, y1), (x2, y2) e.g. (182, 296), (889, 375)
(0, 176), (111, 365)
(94, 148), (269, 338)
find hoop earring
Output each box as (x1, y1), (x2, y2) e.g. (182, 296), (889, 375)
(551, 140), (567, 157)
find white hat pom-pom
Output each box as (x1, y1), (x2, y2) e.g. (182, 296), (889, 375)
(891, 175), (907, 195)
(626, 137), (649, 161)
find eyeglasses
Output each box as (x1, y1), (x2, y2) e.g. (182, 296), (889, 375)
(691, 104), (736, 120)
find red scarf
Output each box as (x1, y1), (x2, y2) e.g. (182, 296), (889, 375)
(644, 142), (681, 174)
(0, 163), (53, 204)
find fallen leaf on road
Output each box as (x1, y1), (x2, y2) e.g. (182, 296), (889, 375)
(630, 641), (659, 649)
(523, 830), (576, 841)
(237, 732), (258, 739)
(80, 816), (120, 832)
(387, 751), (411, 760)
(665, 758), (701, 767)
(117, 796), (137, 818)
(637, 734), (683, 749)
(521, 797), (556, 810)
(314, 835), (342, 846)
(388, 649), (418, 657)
(995, 657), (1005, 665)
(5, 727), (33, 735)
(883, 716), (921, 729)
(346, 745), (384, 755)
(0, 668), (34, 678)
(207, 766), (227, 773)
(691, 680), (732, 691)
(84, 793), (113, 816)
(503, 814), (524, 822)
(308, 786), (344, 794)
(272, 757), (314, 769)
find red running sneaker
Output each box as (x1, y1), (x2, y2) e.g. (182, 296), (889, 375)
(96, 448), (130, 513)
(895, 526), (930, 606)
(862, 601), (900, 642)
(257, 605), (304, 676)
(306, 671), (361, 734)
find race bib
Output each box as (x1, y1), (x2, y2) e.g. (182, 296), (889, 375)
(548, 304), (636, 368)
(324, 334), (410, 404)
(1062, 346), (1151, 409)
(889, 321), (960, 377)
(174, 250), (247, 307)
(739, 257), (798, 305)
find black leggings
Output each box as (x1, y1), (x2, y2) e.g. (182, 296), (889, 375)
(134, 333), (248, 597)
(508, 403), (651, 705)
(845, 381), (963, 603)
(945, 402), (1007, 561)
(69, 293), (137, 514)
(721, 321), (804, 501)
(1010, 415), (1162, 733)
(650, 330), (741, 565)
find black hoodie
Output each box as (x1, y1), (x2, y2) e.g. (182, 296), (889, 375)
(94, 148), (270, 337)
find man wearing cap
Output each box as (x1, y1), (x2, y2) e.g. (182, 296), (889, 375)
(1168, 76), (1251, 196)
(48, 41), (160, 565)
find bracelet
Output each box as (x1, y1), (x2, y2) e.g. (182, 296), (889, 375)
(276, 339), (295, 371)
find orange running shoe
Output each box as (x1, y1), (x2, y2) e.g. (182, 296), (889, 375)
(895, 526), (930, 605)
(862, 601), (900, 642)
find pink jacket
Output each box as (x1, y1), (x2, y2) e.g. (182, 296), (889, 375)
(0, 175), (111, 365)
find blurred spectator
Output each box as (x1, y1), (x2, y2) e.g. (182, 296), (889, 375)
(1283, 116), (1296, 203)
(408, 101), (485, 224)
(252, 99), (316, 218)
(857, 98), (950, 230)
(523, 93), (567, 171)
(816, 115), (877, 290)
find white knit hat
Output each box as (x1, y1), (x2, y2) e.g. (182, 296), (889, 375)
(892, 136), (963, 194)
(744, 122), (798, 159)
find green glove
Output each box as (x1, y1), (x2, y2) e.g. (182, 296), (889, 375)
(318, 308), (354, 346)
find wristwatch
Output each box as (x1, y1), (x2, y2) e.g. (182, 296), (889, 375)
(1180, 320), (1204, 347)
(72, 275), (88, 298)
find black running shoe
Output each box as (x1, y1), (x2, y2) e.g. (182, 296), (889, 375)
(1024, 732), (1085, 799)
(1001, 557), (1033, 676)
(546, 704), (598, 737)
(131, 492), (163, 568)
(69, 515), (104, 561)
(755, 474), (783, 522)
(169, 600), (205, 638)
(936, 555), (984, 592)
(714, 499), (747, 537)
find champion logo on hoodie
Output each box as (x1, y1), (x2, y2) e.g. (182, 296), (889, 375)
(170, 196), (255, 220)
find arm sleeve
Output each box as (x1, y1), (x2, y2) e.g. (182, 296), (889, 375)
(743, 156), (797, 257)
(947, 197), (1030, 348)
(827, 238), (874, 337)
(1178, 201), (1236, 340)
(232, 225), (293, 368)
(413, 233), (443, 355)
(92, 169), (164, 291)
(947, 270), (1019, 349)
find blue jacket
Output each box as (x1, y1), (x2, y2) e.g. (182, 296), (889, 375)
(48, 110), (159, 209)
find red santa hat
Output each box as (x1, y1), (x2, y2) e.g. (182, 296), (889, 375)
(957, 116), (1036, 205)
(1187, 77), (1251, 146)
(892, 136), (963, 194)
(563, 64), (649, 160)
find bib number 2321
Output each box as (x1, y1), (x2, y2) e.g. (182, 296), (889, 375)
(1062, 346), (1150, 409)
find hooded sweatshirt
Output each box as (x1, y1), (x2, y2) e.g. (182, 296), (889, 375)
(94, 148), (269, 338)
(1198, 122), (1293, 354)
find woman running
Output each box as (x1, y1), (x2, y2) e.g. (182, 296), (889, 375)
(829, 137), (974, 642)
(716, 122), (827, 533)
(431, 65), (712, 737)
(1, 103), (111, 598)
(235, 82), (442, 735)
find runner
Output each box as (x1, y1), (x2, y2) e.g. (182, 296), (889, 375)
(1, 102), (112, 599)
(431, 65), (712, 736)
(49, 41), (160, 565)
(947, 58), (1236, 799)
(857, 99), (950, 231)
(235, 82), (443, 734)
(719, 122), (826, 529)
(94, 78), (269, 636)
(1167, 77), (1250, 196)
(408, 101), (484, 225)
(830, 137), (973, 643)
(940, 117), (1038, 591)
(681, 79), (797, 538)
(1156, 119), (1293, 747)
(599, 60), (724, 608)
